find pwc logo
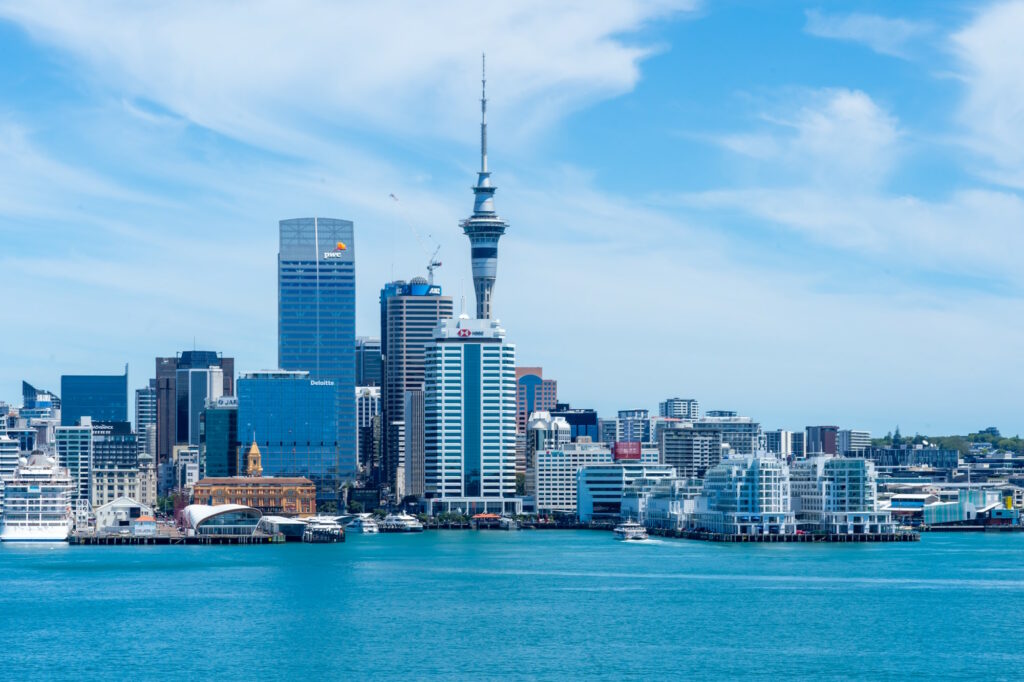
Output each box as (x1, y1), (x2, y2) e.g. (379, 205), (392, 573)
(323, 242), (348, 259)
(457, 328), (472, 338)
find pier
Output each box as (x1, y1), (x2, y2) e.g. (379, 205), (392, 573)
(69, 532), (285, 546)
(647, 528), (919, 543)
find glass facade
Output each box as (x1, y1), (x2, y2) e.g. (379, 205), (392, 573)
(278, 217), (356, 485)
(91, 421), (137, 469)
(237, 371), (350, 501)
(60, 370), (128, 426)
(201, 400), (238, 478)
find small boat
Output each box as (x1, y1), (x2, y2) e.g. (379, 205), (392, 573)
(344, 514), (379, 534)
(613, 519), (648, 541)
(379, 513), (424, 533)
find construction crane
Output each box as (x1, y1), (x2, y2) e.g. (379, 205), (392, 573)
(389, 193), (442, 285)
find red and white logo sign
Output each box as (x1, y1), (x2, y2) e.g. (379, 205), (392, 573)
(457, 328), (472, 338)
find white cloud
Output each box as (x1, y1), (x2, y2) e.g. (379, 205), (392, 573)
(952, 0), (1024, 180)
(804, 9), (932, 58)
(0, 0), (696, 156)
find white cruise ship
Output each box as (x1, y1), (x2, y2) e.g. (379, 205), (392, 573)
(0, 454), (74, 542)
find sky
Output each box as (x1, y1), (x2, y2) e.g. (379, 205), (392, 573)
(1, 0), (1022, 437)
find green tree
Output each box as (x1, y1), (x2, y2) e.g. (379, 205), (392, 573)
(515, 472), (526, 496)
(347, 500), (364, 514)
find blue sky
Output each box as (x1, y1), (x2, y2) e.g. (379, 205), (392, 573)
(1, 0), (1022, 437)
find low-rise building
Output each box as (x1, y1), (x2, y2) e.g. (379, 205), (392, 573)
(620, 477), (703, 529)
(790, 456), (895, 534)
(690, 454), (796, 535)
(191, 442), (316, 516)
(182, 504), (262, 537)
(94, 497), (155, 533)
(577, 463), (677, 523)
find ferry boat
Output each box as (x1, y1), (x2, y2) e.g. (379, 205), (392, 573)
(379, 513), (424, 533)
(613, 519), (648, 541)
(344, 514), (379, 534)
(301, 516), (345, 543)
(0, 454), (74, 542)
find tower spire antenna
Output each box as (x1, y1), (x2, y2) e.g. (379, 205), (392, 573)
(480, 52), (487, 173)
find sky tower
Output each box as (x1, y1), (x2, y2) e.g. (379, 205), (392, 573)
(461, 54), (509, 320)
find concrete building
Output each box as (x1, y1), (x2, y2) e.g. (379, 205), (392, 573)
(621, 477), (703, 529)
(515, 367), (558, 475)
(618, 409), (652, 443)
(550, 404), (599, 443)
(524, 411), (571, 497)
(576, 463), (677, 523)
(356, 386), (381, 477)
(806, 425), (840, 456)
(355, 337), (382, 387)
(403, 390), (426, 499)
(792, 431), (806, 459)
(660, 427), (723, 479)
(764, 430), (793, 458)
(460, 58), (509, 321)
(380, 278), (453, 491)
(838, 429), (872, 455)
(533, 442), (614, 513)
(0, 431), (19, 480)
(659, 398), (699, 420)
(424, 315), (519, 515)
(790, 456), (895, 534)
(134, 379), (156, 453)
(691, 455), (796, 535)
(172, 445), (201, 492)
(695, 415), (760, 455)
(56, 418), (92, 507)
(94, 497), (155, 534)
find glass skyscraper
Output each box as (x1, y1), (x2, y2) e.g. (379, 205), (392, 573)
(278, 217), (356, 486)
(200, 397), (238, 478)
(237, 370), (349, 501)
(60, 368), (128, 426)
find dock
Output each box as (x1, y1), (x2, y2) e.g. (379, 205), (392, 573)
(69, 532), (285, 546)
(647, 528), (919, 543)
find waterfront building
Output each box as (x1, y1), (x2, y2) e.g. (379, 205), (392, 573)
(200, 397), (238, 478)
(660, 427), (723, 479)
(192, 443), (317, 516)
(659, 398), (699, 420)
(380, 278), (453, 490)
(135, 379), (156, 453)
(56, 418), (92, 507)
(0, 454), (74, 541)
(806, 425), (839, 456)
(550, 404), (599, 443)
(356, 386), (381, 476)
(156, 351), (235, 464)
(526, 412), (572, 499)
(278, 216), (356, 477)
(694, 414), (760, 455)
(94, 497), (155, 533)
(576, 463), (677, 523)
(60, 367), (128, 426)
(764, 429), (793, 458)
(355, 337), (382, 387)
(621, 477), (703, 529)
(461, 57), (509, 321)
(403, 390), (426, 499)
(838, 429), (872, 455)
(691, 454), (796, 535)
(790, 456), (895, 534)
(236, 370), (349, 501)
(182, 504), (262, 537)
(860, 445), (960, 471)
(423, 315), (519, 515)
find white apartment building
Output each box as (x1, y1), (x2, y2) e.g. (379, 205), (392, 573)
(691, 454), (796, 535)
(621, 477), (704, 529)
(659, 397), (699, 420)
(660, 426), (723, 479)
(838, 429), (872, 455)
(693, 415), (761, 455)
(424, 315), (520, 515)
(790, 456), (895, 534)
(577, 463), (677, 523)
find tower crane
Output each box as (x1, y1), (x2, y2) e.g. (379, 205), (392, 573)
(389, 193), (443, 285)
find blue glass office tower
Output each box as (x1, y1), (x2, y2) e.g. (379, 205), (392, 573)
(61, 367), (128, 426)
(237, 370), (348, 500)
(278, 217), (356, 492)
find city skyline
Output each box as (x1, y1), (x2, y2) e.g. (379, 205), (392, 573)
(2, 2), (1023, 435)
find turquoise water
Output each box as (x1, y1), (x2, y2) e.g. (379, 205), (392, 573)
(3, 531), (1024, 680)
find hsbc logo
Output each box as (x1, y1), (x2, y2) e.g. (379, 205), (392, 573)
(457, 328), (472, 338)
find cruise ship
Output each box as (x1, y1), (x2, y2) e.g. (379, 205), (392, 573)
(0, 454), (74, 542)
(379, 513), (424, 533)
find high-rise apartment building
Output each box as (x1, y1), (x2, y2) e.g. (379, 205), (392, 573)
(278, 216), (356, 478)
(355, 337), (382, 387)
(660, 427), (723, 479)
(765, 429), (794, 457)
(56, 418), (92, 505)
(379, 278), (453, 490)
(618, 409), (652, 443)
(838, 429), (872, 455)
(237, 370), (350, 501)
(694, 414), (761, 455)
(424, 316), (518, 515)
(403, 389), (426, 499)
(659, 398), (700, 420)
(60, 367), (128, 426)
(155, 351), (234, 464)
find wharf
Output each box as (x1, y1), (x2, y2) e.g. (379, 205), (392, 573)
(647, 528), (919, 543)
(69, 532), (284, 546)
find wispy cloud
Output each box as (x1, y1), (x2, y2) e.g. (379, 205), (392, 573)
(804, 9), (933, 59)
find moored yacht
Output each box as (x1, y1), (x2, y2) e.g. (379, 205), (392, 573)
(0, 453), (74, 542)
(613, 519), (648, 541)
(345, 514), (379, 534)
(379, 513), (424, 533)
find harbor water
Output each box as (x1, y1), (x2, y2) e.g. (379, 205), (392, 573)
(3, 530), (1023, 680)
